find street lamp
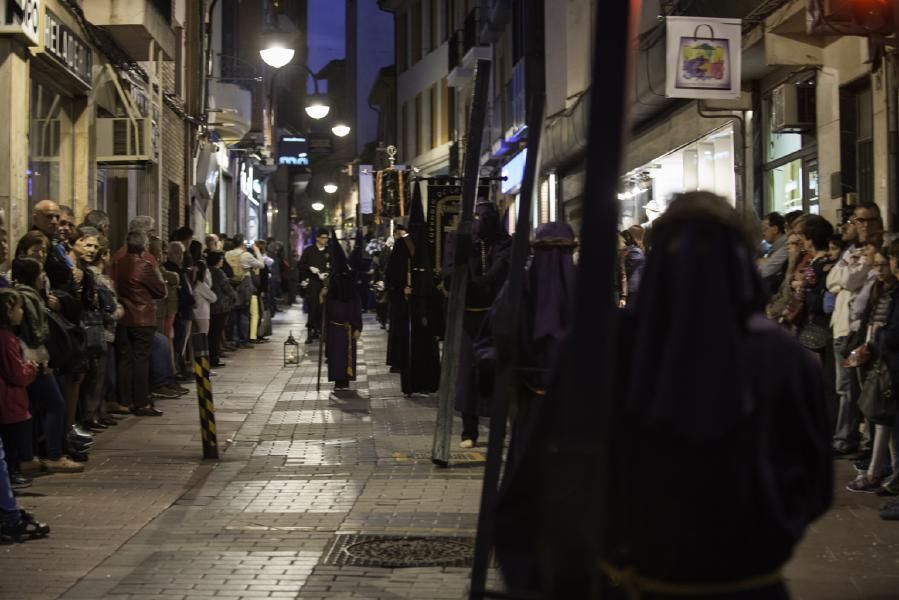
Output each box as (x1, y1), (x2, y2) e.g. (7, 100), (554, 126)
(311, 202), (325, 211)
(331, 123), (351, 137)
(323, 183), (338, 194)
(305, 95), (331, 120)
(259, 31), (295, 68)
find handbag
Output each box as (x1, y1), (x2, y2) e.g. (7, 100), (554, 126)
(799, 320), (830, 351)
(859, 359), (897, 426)
(82, 309), (106, 356)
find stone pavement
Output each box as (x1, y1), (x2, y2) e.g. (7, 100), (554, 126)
(1, 306), (898, 599)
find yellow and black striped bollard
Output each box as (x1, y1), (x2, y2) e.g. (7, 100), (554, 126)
(192, 333), (219, 459)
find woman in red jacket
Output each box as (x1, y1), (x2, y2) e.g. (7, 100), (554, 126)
(0, 289), (38, 487)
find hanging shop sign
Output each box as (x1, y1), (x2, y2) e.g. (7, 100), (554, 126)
(359, 164), (374, 215)
(1, 0), (41, 45)
(426, 182), (490, 271)
(44, 9), (93, 88)
(240, 162), (258, 202)
(278, 135), (310, 166)
(665, 16), (741, 100)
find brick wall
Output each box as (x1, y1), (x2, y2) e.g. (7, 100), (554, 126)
(160, 61), (185, 239)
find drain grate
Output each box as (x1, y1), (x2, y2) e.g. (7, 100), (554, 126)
(319, 534), (475, 567)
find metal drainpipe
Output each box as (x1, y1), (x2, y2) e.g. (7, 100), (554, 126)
(885, 52), (897, 229)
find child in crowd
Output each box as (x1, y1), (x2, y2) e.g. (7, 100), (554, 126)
(0, 289), (38, 488)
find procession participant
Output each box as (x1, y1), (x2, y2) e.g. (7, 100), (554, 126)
(385, 224), (413, 372)
(401, 184), (441, 396)
(324, 233), (362, 391)
(475, 221), (577, 591)
(297, 228), (331, 344)
(598, 192), (832, 600)
(451, 200), (510, 448)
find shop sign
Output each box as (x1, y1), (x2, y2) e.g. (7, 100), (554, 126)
(278, 135), (310, 166)
(1, 0), (40, 45)
(665, 16), (741, 100)
(308, 134), (333, 154)
(44, 9), (92, 88)
(359, 164), (374, 214)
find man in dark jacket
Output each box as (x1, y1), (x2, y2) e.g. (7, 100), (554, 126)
(115, 230), (167, 416)
(297, 228), (331, 343)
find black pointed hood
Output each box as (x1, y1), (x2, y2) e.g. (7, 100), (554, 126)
(329, 230), (349, 274)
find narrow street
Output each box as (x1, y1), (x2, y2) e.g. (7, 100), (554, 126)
(1, 308), (897, 600)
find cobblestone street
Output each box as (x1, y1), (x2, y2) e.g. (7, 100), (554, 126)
(1, 307), (898, 599)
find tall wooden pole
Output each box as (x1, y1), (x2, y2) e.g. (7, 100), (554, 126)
(542, 1), (640, 597)
(468, 0), (546, 596)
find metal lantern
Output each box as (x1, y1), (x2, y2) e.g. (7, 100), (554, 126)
(284, 331), (300, 366)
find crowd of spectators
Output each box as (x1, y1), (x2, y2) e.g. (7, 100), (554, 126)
(0, 202), (289, 542)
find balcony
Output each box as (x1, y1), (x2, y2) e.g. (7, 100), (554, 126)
(447, 9), (491, 88)
(207, 81), (253, 144)
(96, 117), (155, 164)
(82, 0), (176, 60)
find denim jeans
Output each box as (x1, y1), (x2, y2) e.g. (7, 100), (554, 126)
(27, 374), (65, 459)
(833, 336), (863, 451)
(231, 307), (249, 345)
(0, 438), (19, 526)
(150, 332), (177, 389)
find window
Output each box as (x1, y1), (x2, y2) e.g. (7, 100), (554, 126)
(402, 101), (409, 160)
(29, 79), (74, 207)
(430, 0), (439, 51)
(397, 12), (408, 73)
(430, 84), (439, 150)
(415, 93), (423, 156)
(411, 1), (422, 65)
(441, 78), (452, 145)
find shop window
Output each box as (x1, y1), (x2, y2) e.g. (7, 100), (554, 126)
(762, 75), (817, 213)
(618, 124), (736, 228)
(840, 84), (874, 204)
(415, 93), (423, 156)
(29, 80), (74, 207)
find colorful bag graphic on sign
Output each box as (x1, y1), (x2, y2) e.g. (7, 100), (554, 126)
(676, 25), (730, 91)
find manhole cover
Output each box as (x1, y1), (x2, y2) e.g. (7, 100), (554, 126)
(320, 534), (474, 567)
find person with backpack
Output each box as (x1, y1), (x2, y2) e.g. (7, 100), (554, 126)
(0, 289), (38, 488)
(11, 257), (83, 473)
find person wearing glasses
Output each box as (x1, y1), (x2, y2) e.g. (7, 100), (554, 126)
(828, 202), (883, 456)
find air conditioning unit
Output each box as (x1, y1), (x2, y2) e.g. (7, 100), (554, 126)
(96, 117), (156, 164)
(772, 83), (816, 133)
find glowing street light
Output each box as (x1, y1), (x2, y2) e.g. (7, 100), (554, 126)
(311, 202), (325, 211)
(305, 95), (331, 120)
(323, 183), (338, 194)
(331, 123), (351, 137)
(259, 31), (296, 68)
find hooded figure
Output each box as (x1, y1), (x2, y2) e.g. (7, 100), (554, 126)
(325, 232), (362, 390)
(385, 223), (413, 371)
(348, 229), (371, 311)
(396, 182), (442, 396)
(449, 200), (511, 447)
(596, 192), (832, 599)
(474, 221), (577, 592)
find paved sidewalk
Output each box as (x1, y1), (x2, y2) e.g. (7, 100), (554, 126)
(2, 306), (899, 599)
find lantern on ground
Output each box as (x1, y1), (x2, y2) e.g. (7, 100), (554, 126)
(284, 331), (300, 366)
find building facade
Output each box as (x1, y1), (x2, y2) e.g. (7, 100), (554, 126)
(0, 0), (205, 248)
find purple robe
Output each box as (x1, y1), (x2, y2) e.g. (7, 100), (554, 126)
(326, 296), (362, 382)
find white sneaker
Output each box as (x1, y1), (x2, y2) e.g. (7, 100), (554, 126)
(459, 439), (474, 449)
